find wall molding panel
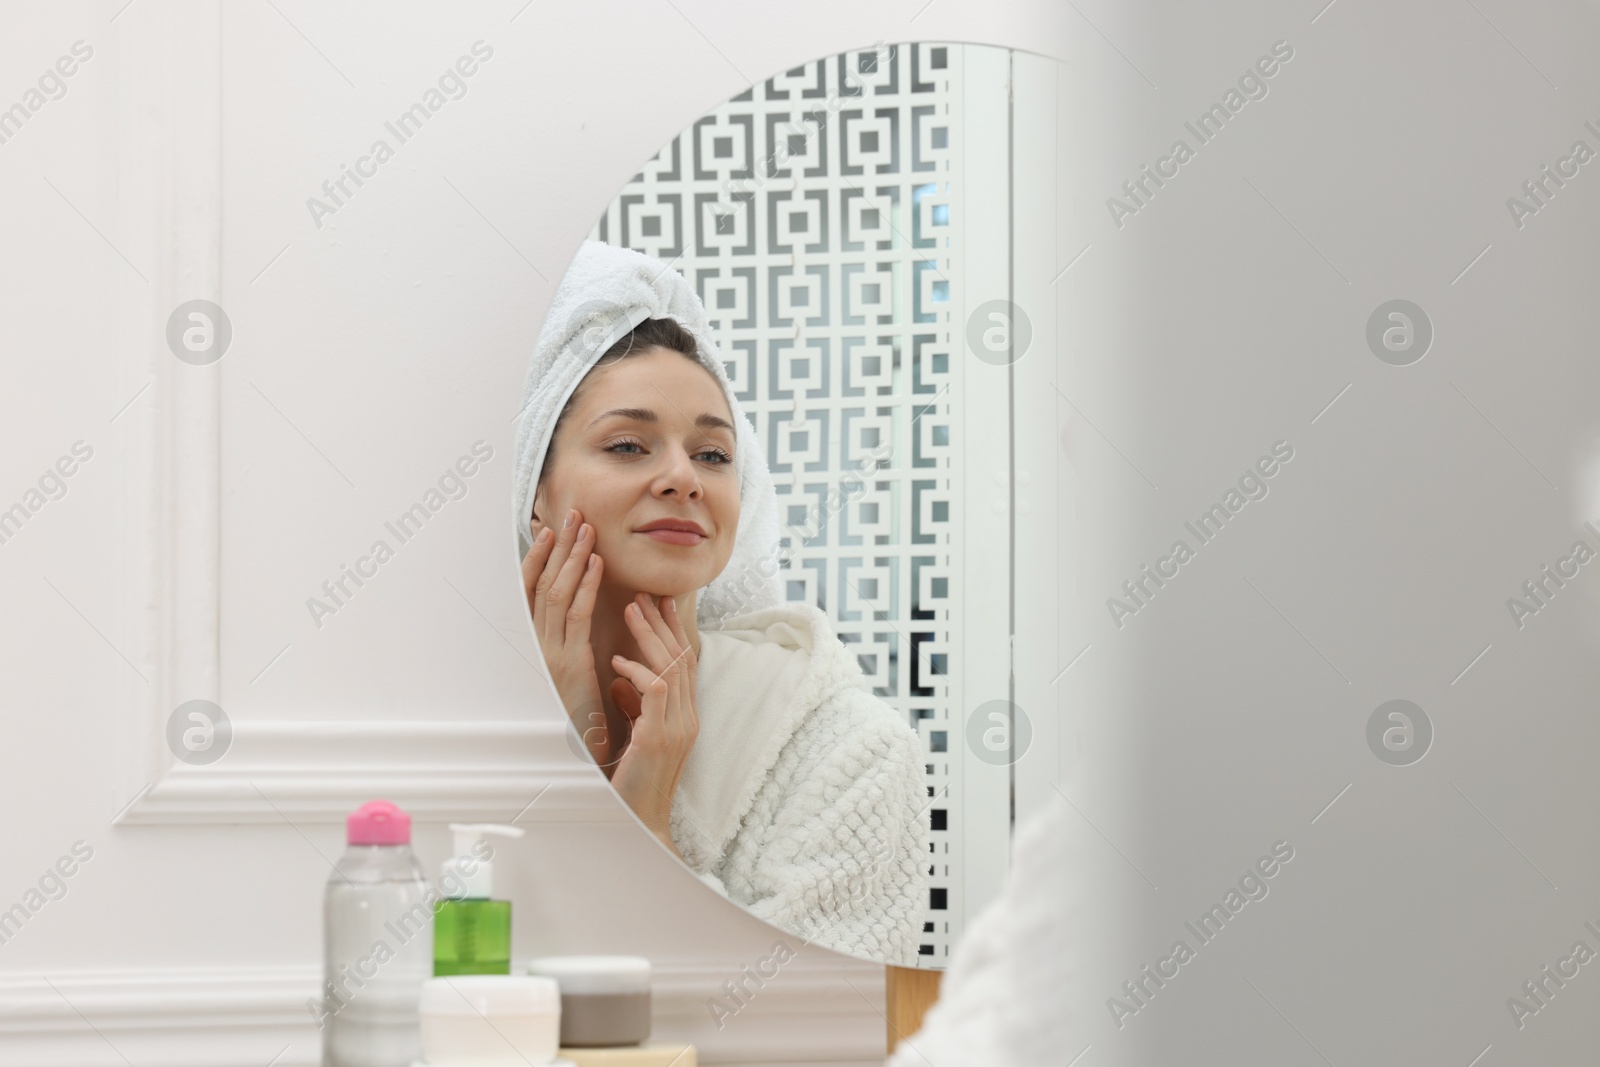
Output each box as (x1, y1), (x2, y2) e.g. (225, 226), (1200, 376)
(114, 720), (625, 825)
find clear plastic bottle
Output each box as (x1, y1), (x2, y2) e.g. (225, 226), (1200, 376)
(321, 800), (434, 1067)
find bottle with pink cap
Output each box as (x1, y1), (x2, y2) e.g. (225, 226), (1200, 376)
(316, 799), (434, 1067)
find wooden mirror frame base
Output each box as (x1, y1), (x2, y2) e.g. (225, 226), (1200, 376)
(885, 964), (943, 1053)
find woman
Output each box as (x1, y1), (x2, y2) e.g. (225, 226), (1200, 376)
(513, 240), (930, 966)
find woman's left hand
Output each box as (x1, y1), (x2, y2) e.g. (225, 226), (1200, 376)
(607, 592), (699, 858)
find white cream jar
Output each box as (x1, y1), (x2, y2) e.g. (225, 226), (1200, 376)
(417, 974), (562, 1065)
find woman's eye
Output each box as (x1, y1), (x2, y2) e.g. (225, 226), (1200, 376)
(605, 439), (732, 464)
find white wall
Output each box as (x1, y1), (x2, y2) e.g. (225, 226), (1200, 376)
(0, 2), (1071, 1065)
(25, 1), (1594, 1063)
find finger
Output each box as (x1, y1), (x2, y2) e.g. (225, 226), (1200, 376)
(523, 516), (556, 580)
(522, 523), (553, 607)
(624, 596), (674, 671)
(655, 598), (690, 718)
(635, 592), (677, 650)
(660, 596), (694, 663)
(638, 596), (691, 734)
(674, 638), (697, 746)
(669, 652), (690, 743)
(625, 605), (686, 737)
(656, 597), (696, 742)
(544, 516), (596, 642)
(565, 550), (602, 648)
(610, 676), (643, 723)
(611, 654), (669, 720)
(642, 594), (690, 669)
(532, 509), (577, 634)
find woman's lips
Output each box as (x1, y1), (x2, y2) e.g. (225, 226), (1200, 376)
(637, 529), (706, 546)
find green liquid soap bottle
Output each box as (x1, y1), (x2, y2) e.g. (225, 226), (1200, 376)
(433, 822), (525, 976)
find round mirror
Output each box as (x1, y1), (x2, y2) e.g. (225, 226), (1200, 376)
(515, 40), (1051, 969)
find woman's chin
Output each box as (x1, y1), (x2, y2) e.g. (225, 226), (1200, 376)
(607, 566), (712, 600)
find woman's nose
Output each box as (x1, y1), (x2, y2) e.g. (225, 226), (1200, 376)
(656, 446), (702, 497)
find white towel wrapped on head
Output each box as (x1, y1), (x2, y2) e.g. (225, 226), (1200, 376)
(512, 239), (784, 627)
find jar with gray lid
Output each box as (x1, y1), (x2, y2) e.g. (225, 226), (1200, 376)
(526, 956), (651, 1047)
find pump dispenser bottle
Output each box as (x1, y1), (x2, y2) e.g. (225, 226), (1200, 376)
(433, 823), (525, 976)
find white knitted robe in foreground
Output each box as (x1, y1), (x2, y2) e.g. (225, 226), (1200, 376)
(885, 793), (1077, 1066)
(674, 600), (930, 967)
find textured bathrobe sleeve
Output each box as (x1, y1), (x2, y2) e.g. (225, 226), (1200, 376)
(884, 794), (1078, 1066)
(689, 682), (930, 967)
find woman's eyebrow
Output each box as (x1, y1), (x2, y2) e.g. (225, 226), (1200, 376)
(588, 406), (735, 435)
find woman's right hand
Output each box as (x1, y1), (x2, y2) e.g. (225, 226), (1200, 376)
(522, 507), (612, 769)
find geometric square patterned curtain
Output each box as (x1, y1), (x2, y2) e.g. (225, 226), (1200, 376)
(592, 41), (1010, 966)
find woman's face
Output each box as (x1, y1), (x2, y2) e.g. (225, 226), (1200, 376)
(532, 346), (740, 598)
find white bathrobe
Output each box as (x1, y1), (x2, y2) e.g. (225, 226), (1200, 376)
(675, 599), (931, 967)
(884, 793), (1077, 1066)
